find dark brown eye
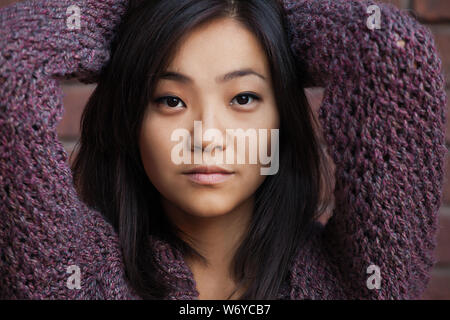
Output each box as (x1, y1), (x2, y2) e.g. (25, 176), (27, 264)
(231, 93), (261, 106)
(154, 96), (185, 108)
(166, 97), (180, 107)
(236, 95), (250, 104)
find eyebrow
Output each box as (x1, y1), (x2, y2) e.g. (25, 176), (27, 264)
(158, 68), (267, 84)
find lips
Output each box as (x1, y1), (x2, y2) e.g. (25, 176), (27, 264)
(183, 165), (233, 174)
(182, 165), (234, 185)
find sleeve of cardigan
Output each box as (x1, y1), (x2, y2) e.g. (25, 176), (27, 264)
(0, 0), (139, 299)
(282, 0), (448, 299)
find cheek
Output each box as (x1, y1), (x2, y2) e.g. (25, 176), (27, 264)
(266, 101), (280, 131)
(238, 164), (267, 195)
(246, 102), (279, 158)
(264, 102), (280, 157)
(139, 118), (176, 190)
(244, 99), (280, 136)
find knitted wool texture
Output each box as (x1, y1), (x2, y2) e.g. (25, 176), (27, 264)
(0, 0), (447, 299)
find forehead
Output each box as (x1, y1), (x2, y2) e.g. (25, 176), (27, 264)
(166, 17), (270, 78)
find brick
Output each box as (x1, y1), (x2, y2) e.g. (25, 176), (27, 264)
(0, 0), (19, 9)
(442, 153), (450, 205)
(421, 267), (450, 299)
(436, 207), (450, 264)
(412, 0), (450, 23)
(57, 81), (96, 140)
(429, 26), (450, 89)
(379, 0), (409, 10)
(445, 89), (450, 144)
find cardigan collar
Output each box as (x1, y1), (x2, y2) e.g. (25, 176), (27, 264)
(148, 234), (293, 299)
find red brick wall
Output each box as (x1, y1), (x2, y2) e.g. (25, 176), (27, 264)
(1, 0), (449, 299)
(0, 0), (17, 7)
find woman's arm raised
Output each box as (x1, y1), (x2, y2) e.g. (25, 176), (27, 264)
(0, 0), (139, 298)
(283, 0), (447, 299)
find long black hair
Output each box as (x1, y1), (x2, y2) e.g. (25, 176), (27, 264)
(71, 0), (333, 299)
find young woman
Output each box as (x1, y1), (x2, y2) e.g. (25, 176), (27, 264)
(0, 0), (447, 300)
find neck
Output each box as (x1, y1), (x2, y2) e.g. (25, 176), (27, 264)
(160, 196), (254, 274)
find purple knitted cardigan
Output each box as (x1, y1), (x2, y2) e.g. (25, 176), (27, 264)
(0, 0), (447, 299)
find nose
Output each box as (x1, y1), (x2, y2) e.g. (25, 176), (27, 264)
(191, 103), (226, 154)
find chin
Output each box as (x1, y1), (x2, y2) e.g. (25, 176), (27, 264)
(182, 200), (235, 218)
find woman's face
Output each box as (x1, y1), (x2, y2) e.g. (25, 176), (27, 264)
(139, 17), (279, 218)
